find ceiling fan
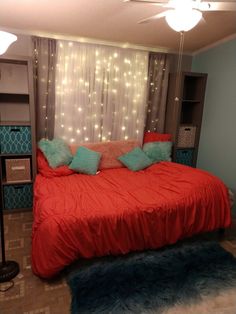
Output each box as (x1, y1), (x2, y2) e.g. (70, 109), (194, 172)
(124, 0), (236, 32)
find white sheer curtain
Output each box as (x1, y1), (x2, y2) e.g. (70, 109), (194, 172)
(54, 41), (148, 143)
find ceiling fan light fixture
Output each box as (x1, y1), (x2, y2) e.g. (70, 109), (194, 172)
(165, 8), (202, 32)
(0, 31), (17, 55)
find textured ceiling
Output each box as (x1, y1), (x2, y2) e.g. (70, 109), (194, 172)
(0, 0), (236, 53)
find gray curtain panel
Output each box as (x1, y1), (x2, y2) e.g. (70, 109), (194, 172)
(145, 53), (170, 133)
(32, 37), (57, 140)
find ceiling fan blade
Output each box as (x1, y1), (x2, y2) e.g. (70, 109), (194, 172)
(138, 11), (167, 23)
(123, 0), (168, 4)
(200, 1), (236, 11)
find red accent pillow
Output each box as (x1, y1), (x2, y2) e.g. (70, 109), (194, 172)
(37, 149), (75, 178)
(143, 132), (172, 144)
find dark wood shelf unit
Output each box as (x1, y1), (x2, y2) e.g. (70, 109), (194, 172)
(165, 72), (207, 167)
(0, 56), (36, 212)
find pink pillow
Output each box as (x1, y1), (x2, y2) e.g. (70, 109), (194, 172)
(70, 140), (140, 170)
(143, 132), (172, 144)
(37, 149), (74, 178)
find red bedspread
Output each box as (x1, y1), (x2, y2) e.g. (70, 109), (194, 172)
(32, 162), (231, 278)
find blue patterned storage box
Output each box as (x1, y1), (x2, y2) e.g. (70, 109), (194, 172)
(0, 126), (32, 154)
(3, 184), (33, 209)
(176, 149), (194, 167)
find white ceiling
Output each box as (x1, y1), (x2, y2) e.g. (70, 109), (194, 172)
(0, 0), (236, 53)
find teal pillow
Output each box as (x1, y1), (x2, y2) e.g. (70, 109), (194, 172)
(143, 141), (172, 163)
(69, 146), (101, 175)
(38, 138), (73, 168)
(118, 147), (153, 171)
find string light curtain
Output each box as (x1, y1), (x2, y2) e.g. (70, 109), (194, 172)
(145, 53), (170, 133)
(54, 41), (148, 144)
(32, 37), (57, 140)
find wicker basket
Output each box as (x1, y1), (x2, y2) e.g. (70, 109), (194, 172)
(177, 126), (196, 148)
(5, 158), (31, 183)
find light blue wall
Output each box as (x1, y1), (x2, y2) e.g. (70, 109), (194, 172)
(192, 38), (236, 215)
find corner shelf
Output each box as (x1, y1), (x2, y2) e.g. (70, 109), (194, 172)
(165, 72), (207, 167)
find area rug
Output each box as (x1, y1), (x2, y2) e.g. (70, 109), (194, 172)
(67, 242), (236, 314)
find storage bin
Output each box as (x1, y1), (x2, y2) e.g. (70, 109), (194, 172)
(177, 126), (196, 148)
(3, 184), (33, 209)
(0, 126), (32, 154)
(5, 158), (31, 183)
(176, 149), (194, 167)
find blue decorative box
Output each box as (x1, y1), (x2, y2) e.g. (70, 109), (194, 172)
(0, 126), (32, 154)
(3, 184), (33, 209)
(176, 149), (194, 167)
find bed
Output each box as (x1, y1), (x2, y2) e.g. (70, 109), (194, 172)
(32, 143), (231, 278)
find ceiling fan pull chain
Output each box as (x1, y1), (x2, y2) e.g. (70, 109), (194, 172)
(174, 31), (185, 102)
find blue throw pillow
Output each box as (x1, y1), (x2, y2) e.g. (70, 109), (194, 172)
(118, 147), (153, 171)
(69, 146), (101, 175)
(38, 138), (73, 168)
(143, 141), (172, 163)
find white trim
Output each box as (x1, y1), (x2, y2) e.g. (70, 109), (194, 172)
(0, 25), (180, 54)
(192, 33), (236, 55)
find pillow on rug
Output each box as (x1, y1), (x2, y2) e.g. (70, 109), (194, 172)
(143, 141), (172, 163)
(118, 147), (153, 171)
(69, 146), (101, 175)
(143, 132), (172, 144)
(38, 138), (73, 168)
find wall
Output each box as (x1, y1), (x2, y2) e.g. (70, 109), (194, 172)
(3, 34), (32, 57)
(169, 53), (192, 73)
(192, 38), (236, 215)
(3, 31), (192, 69)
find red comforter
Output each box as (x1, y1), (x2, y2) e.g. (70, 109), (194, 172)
(32, 161), (231, 278)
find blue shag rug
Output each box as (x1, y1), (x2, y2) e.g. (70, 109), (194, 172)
(67, 242), (236, 314)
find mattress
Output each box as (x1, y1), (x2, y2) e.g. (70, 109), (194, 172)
(32, 161), (231, 278)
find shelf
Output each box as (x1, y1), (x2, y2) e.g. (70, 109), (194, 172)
(0, 121), (31, 126)
(3, 207), (32, 214)
(176, 147), (195, 150)
(0, 93), (29, 103)
(182, 100), (200, 103)
(0, 58), (28, 65)
(179, 123), (197, 127)
(0, 153), (32, 157)
(2, 179), (33, 186)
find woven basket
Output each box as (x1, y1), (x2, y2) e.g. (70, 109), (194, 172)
(177, 126), (196, 148)
(5, 158), (31, 183)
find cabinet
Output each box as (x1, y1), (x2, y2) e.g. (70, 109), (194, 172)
(165, 72), (207, 167)
(0, 57), (36, 212)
